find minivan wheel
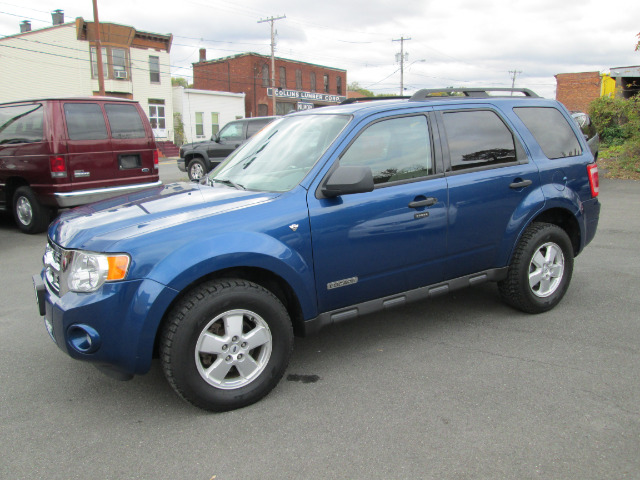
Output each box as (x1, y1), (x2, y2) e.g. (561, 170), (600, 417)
(160, 279), (294, 411)
(188, 158), (206, 181)
(498, 222), (574, 314)
(13, 186), (51, 234)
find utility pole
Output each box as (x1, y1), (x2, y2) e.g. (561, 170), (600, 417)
(509, 69), (523, 95)
(393, 36), (411, 96)
(258, 15), (286, 116)
(92, 0), (105, 96)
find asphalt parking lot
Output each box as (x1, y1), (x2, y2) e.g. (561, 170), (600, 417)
(1, 170), (638, 480)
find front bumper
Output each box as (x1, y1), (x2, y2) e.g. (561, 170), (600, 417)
(33, 271), (178, 376)
(177, 158), (186, 172)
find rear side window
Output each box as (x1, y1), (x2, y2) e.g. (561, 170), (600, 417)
(514, 107), (582, 159)
(340, 115), (432, 185)
(0, 104), (44, 145)
(247, 120), (269, 137)
(64, 103), (108, 140)
(442, 110), (517, 171)
(105, 104), (146, 139)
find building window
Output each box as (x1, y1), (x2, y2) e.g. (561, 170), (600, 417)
(148, 99), (165, 130)
(296, 70), (302, 90)
(279, 66), (286, 88)
(112, 48), (127, 78)
(258, 104), (269, 116)
(310, 73), (316, 92)
(211, 113), (220, 136)
(261, 64), (269, 87)
(149, 56), (160, 83)
(324, 74), (329, 93)
(276, 102), (296, 116)
(195, 112), (204, 137)
(336, 76), (342, 95)
(90, 46), (129, 79)
(90, 46), (108, 78)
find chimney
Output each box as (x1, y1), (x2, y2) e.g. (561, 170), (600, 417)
(199, 48), (207, 62)
(20, 20), (31, 33)
(51, 9), (64, 25)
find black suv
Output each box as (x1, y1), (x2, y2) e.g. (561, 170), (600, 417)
(178, 116), (278, 180)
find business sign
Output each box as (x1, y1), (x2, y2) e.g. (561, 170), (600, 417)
(297, 102), (314, 111)
(268, 88), (346, 103)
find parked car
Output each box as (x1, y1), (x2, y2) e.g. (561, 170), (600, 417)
(178, 116), (278, 180)
(34, 88), (600, 412)
(0, 97), (160, 234)
(571, 111), (599, 159)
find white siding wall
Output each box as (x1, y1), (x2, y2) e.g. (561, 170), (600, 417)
(173, 87), (245, 144)
(0, 22), (173, 140)
(0, 24), (87, 101)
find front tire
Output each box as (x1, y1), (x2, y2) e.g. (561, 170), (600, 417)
(498, 222), (574, 313)
(13, 186), (51, 234)
(187, 158), (207, 181)
(160, 279), (294, 411)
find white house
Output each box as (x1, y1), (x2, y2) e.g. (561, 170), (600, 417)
(172, 87), (245, 145)
(0, 13), (174, 142)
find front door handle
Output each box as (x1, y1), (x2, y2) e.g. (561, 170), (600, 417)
(408, 197), (437, 208)
(509, 179), (532, 189)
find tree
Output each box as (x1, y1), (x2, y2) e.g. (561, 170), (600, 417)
(347, 81), (374, 97)
(636, 32), (640, 51)
(171, 77), (189, 87)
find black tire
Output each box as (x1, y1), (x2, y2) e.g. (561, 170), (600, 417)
(160, 279), (294, 412)
(498, 222), (574, 314)
(12, 186), (51, 234)
(187, 158), (207, 181)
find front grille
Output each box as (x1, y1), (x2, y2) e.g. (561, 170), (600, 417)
(43, 240), (63, 296)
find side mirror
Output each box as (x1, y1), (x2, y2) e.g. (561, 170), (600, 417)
(321, 165), (374, 198)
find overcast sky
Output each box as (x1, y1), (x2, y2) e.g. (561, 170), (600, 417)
(1, 0), (639, 99)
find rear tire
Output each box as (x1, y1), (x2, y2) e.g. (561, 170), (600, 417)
(498, 222), (574, 313)
(160, 279), (293, 412)
(13, 186), (51, 234)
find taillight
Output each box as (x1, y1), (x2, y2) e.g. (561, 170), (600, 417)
(50, 156), (67, 178)
(153, 149), (159, 169)
(587, 163), (599, 197)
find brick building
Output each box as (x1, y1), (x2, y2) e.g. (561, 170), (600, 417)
(555, 72), (602, 112)
(193, 51), (347, 117)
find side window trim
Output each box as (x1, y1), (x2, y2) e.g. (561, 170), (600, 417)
(435, 108), (527, 176)
(336, 112), (438, 190)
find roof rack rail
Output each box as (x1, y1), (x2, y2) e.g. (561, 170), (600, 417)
(340, 96), (410, 105)
(409, 88), (539, 101)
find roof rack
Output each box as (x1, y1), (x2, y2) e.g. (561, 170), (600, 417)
(409, 88), (539, 101)
(340, 96), (410, 105)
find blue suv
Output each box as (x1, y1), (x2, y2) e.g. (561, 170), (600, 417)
(33, 88), (601, 411)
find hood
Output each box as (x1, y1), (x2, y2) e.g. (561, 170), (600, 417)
(50, 182), (278, 250)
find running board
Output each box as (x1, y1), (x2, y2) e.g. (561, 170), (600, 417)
(302, 267), (509, 336)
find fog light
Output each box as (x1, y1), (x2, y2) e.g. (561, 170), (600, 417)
(67, 324), (101, 354)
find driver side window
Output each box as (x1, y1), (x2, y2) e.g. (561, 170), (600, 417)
(219, 122), (243, 142)
(340, 115), (432, 185)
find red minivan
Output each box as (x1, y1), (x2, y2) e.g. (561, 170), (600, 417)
(0, 97), (160, 233)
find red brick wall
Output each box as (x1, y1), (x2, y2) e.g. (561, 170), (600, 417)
(193, 53), (346, 117)
(555, 72), (601, 113)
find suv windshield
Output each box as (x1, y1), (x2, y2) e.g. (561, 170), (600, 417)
(209, 114), (350, 192)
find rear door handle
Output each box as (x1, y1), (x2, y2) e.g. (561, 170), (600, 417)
(408, 197), (437, 208)
(509, 179), (532, 189)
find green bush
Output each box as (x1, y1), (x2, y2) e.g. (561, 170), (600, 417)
(589, 95), (640, 147)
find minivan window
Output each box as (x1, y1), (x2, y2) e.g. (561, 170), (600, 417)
(340, 115), (432, 184)
(64, 103), (108, 141)
(0, 104), (44, 145)
(514, 107), (582, 159)
(105, 104), (146, 139)
(442, 110), (516, 171)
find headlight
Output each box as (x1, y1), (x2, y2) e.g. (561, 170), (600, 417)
(67, 251), (130, 293)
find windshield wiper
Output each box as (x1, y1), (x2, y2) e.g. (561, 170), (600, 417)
(211, 178), (246, 190)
